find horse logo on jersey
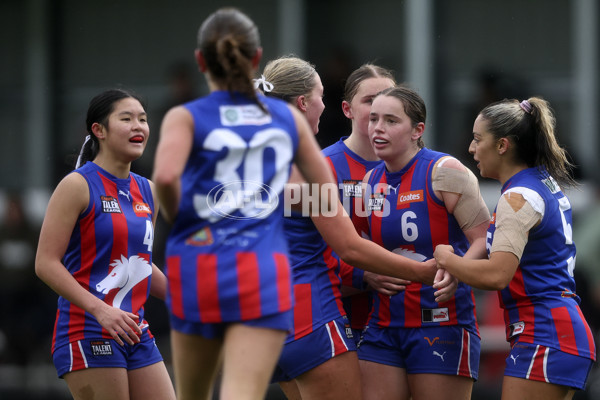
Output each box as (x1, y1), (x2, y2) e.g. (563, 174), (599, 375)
(101, 195), (122, 213)
(96, 255), (152, 308)
(392, 248), (427, 262)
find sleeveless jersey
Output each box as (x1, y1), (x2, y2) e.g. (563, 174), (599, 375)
(53, 162), (155, 353)
(283, 212), (345, 342)
(489, 167), (595, 360)
(165, 91), (299, 323)
(366, 148), (478, 331)
(322, 138), (383, 330)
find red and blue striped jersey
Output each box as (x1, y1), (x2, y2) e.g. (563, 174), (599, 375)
(53, 162), (155, 352)
(283, 212), (345, 342)
(165, 92), (298, 323)
(321, 138), (383, 330)
(366, 148), (478, 332)
(490, 167), (595, 360)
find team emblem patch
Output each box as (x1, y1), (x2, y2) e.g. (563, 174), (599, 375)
(101, 195), (122, 213)
(185, 227), (214, 246)
(219, 104), (272, 126)
(90, 340), (113, 356)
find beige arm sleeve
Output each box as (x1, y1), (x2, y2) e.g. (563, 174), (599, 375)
(432, 158), (491, 230)
(491, 191), (542, 260)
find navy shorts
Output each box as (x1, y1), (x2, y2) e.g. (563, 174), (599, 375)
(272, 315), (356, 382)
(358, 324), (480, 379)
(504, 341), (594, 390)
(170, 310), (293, 339)
(52, 329), (163, 378)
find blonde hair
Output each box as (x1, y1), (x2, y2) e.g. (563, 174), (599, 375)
(260, 55), (317, 103)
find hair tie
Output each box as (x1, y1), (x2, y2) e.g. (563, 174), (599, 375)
(75, 135), (92, 169)
(253, 75), (274, 93)
(519, 100), (533, 114)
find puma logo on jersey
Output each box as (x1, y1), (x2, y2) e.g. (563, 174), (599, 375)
(510, 354), (520, 365)
(118, 190), (131, 201)
(433, 351), (446, 362)
(101, 196), (122, 213)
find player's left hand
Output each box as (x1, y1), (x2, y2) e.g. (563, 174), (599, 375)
(432, 268), (458, 303)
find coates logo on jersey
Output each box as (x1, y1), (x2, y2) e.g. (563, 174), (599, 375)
(397, 190), (423, 209)
(133, 202), (151, 217)
(205, 180), (279, 221)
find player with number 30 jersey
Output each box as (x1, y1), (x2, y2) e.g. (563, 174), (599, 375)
(165, 91), (299, 325)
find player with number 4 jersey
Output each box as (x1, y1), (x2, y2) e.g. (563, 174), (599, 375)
(36, 89), (175, 400)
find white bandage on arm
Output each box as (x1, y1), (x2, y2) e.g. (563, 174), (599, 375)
(432, 158), (491, 230)
(491, 190), (543, 260)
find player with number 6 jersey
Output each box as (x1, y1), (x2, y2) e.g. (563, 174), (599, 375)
(358, 86), (491, 400)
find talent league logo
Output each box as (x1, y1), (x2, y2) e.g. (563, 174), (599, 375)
(101, 195), (122, 213)
(90, 340), (113, 356)
(342, 180), (362, 198)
